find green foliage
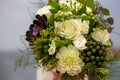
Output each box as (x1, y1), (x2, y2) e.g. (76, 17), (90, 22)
(77, 0), (84, 4)
(47, 57), (58, 70)
(55, 39), (72, 48)
(48, 0), (60, 13)
(85, 0), (95, 11)
(83, 63), (93, 70)
(76, 4), (86, 15)
(14, 48), (34, 71)
(33, 26), (56, 67)
(103, 8), (110, 16)
(61, 73), (72, 80)
(88, 67), (109, 80)
(48, 14), (55, 25)
(77, 0), (95, 10)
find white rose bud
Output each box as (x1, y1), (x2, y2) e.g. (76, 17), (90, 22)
(48, 40), (56, 55)
(91, 28), (110, 45)
(36, 6), (52, 19)
(86, 6), (92, 14)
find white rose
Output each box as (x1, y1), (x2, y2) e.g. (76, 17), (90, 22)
(91, 28), (110, 45)
(48, 40), (56, 55)
(73, 35), (87, 50)
(36, 6), (52, 19)
(55, 19), (80, 39)
(86, 6), (92, 14)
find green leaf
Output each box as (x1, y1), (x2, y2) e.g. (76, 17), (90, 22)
(48, 0), (60, 12)
(55, 39), (72, 48)
(103, 8), (110, 16)
(61, 73), (72, 80)
(96, 68), (109, 75)
(76, 4), (86, 15)
(77, 0), (84, 4)
(85, 0), (95, 11)
(81, 14), (91, 20)
(47, 58), (58, 70)
(48, 14), (55, 25)
(83, 63), (93, 70)
(50, 9), (58, 14)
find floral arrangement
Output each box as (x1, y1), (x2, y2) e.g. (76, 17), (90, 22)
(23, 0), (115, 80)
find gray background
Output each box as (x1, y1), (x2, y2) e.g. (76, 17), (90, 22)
(0, 0), (120, 80)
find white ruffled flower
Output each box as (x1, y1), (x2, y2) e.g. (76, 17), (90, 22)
(86, 6), (92, 14)
(77, 19), (90, 34)
(55, 19), (80, 39)
(73, 35), (87, 50)
(36, 6), (52, 19)
(91, 28), (110, 45)
(56, 45), (84, 76)
(48, 40), (56, 55)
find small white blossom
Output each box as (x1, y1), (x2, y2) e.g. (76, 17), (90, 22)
(86, 6), (92, 14)
(48, 40), (56, 55)
(36, 6), (52, 19)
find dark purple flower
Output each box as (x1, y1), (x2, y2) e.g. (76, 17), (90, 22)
(25, 14), (48, 44)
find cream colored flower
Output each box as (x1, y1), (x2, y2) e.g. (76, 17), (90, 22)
(91, 28), (110, 45)
(36, 6), (52, 19)
(48, 40), (56, 55)
(55, 19), (80, 39)
(78, 20), (90, 34)
(56, 45), (84, 76)
(73, 35), (87, 50)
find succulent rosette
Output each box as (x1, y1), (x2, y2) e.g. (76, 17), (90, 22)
(25, 0), (115, 80)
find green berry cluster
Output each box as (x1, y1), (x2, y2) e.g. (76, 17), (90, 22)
(82, 39), (107, 67)
(33, 26), (55, 61)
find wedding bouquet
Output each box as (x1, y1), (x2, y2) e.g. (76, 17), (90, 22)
(24, 0), (115, 80)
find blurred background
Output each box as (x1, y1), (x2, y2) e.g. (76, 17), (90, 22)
(0, 0), (120, 80)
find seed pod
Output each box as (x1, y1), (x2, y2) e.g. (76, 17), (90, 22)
(96, 45), (100, 50)
(84, 57), (90, 62)
(87, 51), (92, 56)
(90, 56), (95, 61)
(91, 48), (96, 54)
(98, 50), (103, 56)
(95, 56), (100, 61)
